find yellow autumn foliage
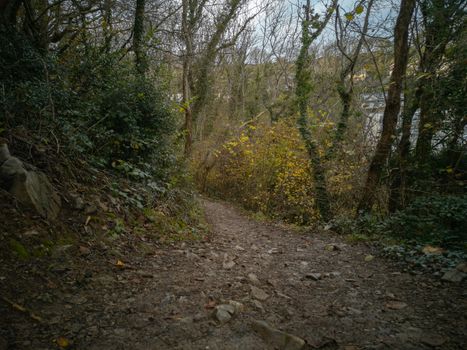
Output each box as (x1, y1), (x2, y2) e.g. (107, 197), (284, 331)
(204, 120), (314, 223)
(201, 118), (366, 224)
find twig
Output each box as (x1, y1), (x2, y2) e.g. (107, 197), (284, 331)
(1, 296), (43, 323)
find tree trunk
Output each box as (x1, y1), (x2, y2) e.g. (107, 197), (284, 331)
(295, 0), (333, 221)
(325, 83), (351, 159)
(133, 0), (146, 75)
(388, 88), (419, 212)
(0, 0), (22, 28)
(357, 0), (416, 214)
(102, 0), (113, 52)
(182, 0), (194, 156)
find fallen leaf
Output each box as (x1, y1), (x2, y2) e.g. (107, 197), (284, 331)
(204, 299), (216, 309)
(56, 337), (70, 348)
(115, 260), (125, 268)
(222, 260), (235, 269)
(12, 302), (26, 312)
(251, 285), (269, 301)
(422, 245), (445, 255)
(364, 255), (374, 262)
(30, 313), (43, 322)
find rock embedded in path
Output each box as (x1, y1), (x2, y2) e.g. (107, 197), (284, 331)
(214, 308), (231, 323)
(228, 300), (244, 313)
(441, 269), (466, 283)
(251, 285), (269, 301)
(216, 304), (236, 314)
(324, 244), (339, 252)
(248, 273), (261, 285)
(456, 262), (467, 273)
(251, 320), (305, 350)
(420, 334), (447, 347)
(222, 253), (236, 269)
(214, 304), (237, 323)
(305, 273), (322, 281)
(70, 193), (85, 210)
(223, 260), (236, 269)
(252, 300), (265, 311)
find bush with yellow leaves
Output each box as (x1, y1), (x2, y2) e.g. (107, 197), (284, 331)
(203, 120), (318, 224)
(201, 117), (367, 224)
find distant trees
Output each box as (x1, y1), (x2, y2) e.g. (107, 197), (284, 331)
(1, 0), (465, 229)
(180, 0), (260, 156)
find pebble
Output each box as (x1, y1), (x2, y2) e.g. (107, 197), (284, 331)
(214, 308), (232, 323)
(305, 273), (322, 281)
(248, 273), (261, 285)
(251, 286), (270, 301)
(442, 268), (466, 282)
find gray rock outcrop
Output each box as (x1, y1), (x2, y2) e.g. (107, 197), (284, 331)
(0, 142), (61, 219)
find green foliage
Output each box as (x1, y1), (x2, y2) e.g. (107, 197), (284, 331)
(381, 195), (467, 247)
(72, 61), (175, 177)
(136, 187), (208, 242)
(9, 239), (29, 259)
(0, 31), (176, 182)
(334, 195), (467, 248)
(382, 244), (467, 272)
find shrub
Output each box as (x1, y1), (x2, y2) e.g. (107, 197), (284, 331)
(380, 194), (467, 247)
(1, 32), (176, 182)
(205, 120), (318, 224)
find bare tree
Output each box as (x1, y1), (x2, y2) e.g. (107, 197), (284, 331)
(181, 0), (261, 156)
(325, 0), (374, 159)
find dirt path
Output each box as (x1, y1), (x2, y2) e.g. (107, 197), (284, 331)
(1, 199), (466, 349)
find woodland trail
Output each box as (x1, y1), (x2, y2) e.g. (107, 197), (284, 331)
(1, 199), (466, 349)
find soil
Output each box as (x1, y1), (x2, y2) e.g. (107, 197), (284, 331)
(0, 198), (466, 349)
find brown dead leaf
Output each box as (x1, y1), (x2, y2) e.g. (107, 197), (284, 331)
(204, 299), (216, 309)
(30, 313), (43, 322)
(422, 245), (445, 255)
(12, 302), (27, 312)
